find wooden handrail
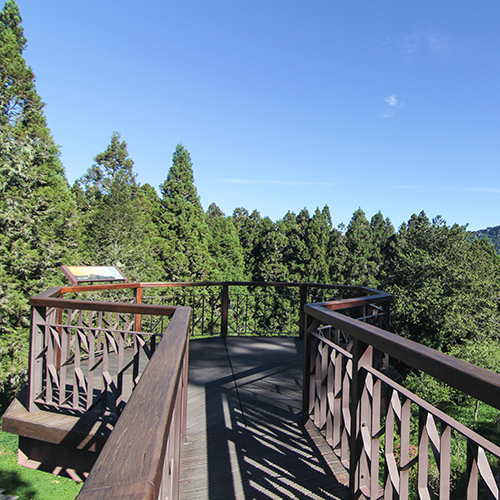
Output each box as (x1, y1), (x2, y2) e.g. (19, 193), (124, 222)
(305, 302), (500, 411)
(30, 296), (177, 317)
(313, 292), (392, 311)
(54, 280), (385, 295)
(76, 306), (191, 499)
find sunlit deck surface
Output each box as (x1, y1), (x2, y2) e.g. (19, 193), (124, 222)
(181, 337), (349, 500)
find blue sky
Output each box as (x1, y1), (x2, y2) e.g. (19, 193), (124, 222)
(16, 0), (500, 231)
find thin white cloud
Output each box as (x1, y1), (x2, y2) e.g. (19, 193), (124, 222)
(399, 32), (452, 58)
(391, 185), (424, 190)
(381, 95), (404, 118)
(217, 179), (338, 187)
(385, 96), (398, 107)
(467, 187), (500, 194)
(391, 184), (500, 194)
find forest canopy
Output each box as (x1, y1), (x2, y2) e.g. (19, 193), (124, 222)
(0, 0), (499, 407)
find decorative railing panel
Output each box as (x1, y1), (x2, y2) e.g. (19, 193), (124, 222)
(76, 306), (190, 500)
(29, 295), (176, 417)
(303, 301), (500, 500)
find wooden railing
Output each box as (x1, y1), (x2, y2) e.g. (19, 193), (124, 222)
(26, 282), (378, 500)
(28, 281), (500, 499)
(29, 287), (176, 415)
(303, 299), (500, 499)
(75, 305), (190, 499)
(28, 285), (190, 499)
(42, 281), (377, 340)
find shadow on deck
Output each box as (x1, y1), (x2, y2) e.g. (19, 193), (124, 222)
(181, 337), (349, 500)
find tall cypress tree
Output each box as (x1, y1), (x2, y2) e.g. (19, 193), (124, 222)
(206, 203), (245, 281)
(344, 208), (377, 286)
(75, 133), (159, 281)
(0, 0), (76, 394)
(306, 206), (332, 283)
(232, 208), (261, 280)
(281, 209), (311, 282)
(155, 144), (213, 281)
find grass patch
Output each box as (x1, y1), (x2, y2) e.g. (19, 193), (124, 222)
(0, 424), (82, 500)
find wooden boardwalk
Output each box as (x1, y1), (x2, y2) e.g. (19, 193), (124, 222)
(180, 337), (349, 500)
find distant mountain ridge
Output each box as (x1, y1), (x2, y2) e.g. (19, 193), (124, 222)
(473, 225), (500, 254)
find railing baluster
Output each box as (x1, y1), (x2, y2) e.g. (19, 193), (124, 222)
(221, 283), (229, 338)
(59, 312), (69, 406)
(397, 396), (409, 499)
(467, 438), (479, 500)
(28, 305), (46, 412)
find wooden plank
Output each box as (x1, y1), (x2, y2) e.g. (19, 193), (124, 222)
(30, 297), (177, 317)
(180, 337), (349, 500)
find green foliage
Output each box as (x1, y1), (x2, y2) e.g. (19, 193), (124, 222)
(0, 0), (77, 396)
(75, 133), (160, 282)
(344, 208), (378, 287)
(206, 203), (246, 281)
(252, 215), (289, 282)
(281, 209), (311, 282)
(155, 144), (214, 281)
(306, 207), (332, 283)
(473, 225), (500, 255)
(383, 212), (500, 351)
(232, 208), (262, 280)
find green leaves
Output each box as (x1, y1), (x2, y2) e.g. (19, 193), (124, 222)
(0, 0), (76, 396)
(155, 144), (214, 281)
(383, 211), (500, 350)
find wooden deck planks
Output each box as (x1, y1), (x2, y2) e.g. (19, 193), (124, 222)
(180, 337), (349, 500)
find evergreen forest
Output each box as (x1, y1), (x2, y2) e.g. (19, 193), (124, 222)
(1, 0), (500, 450)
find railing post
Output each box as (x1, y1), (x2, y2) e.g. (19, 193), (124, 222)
(28, 305), (46, 413)
(134, 285), (143, 332)
(301, 310), (311, 424)
(299, 284), (307, 340)
(301, 308), (320, 425)
(221, 283), (229, 338)
(349, 338), (372, 498)
(382, 299), (390, 331)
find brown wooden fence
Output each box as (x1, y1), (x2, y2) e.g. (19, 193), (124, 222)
(303, 299), (500, 499)
(23, 281), (500, 499)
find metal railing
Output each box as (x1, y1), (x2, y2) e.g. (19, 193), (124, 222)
(303, 299), (500, 499)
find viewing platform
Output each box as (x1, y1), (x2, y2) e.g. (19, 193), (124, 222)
(3, 281), (500, 499)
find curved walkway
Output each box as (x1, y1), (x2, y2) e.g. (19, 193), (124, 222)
(180, 337), (349, 500)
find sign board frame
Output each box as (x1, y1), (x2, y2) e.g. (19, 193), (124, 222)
(60, 265), (128, 286)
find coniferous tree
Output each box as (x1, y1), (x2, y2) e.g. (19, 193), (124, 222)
(232, 208), (262, 280)
(206, 203), (245, 281)
(383, 212), (500, 350)
(306, 206), (332, 283)
(370, 211), (394, 282)
(75, 133), (159, 281)
(0, 0), (76, 394)
(253, 216), (289, 282)
(344, 208), (377, 286)
(281, 209), (311, 282)
(327, 224), (348, 285)
(155, 144), (213, 281)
